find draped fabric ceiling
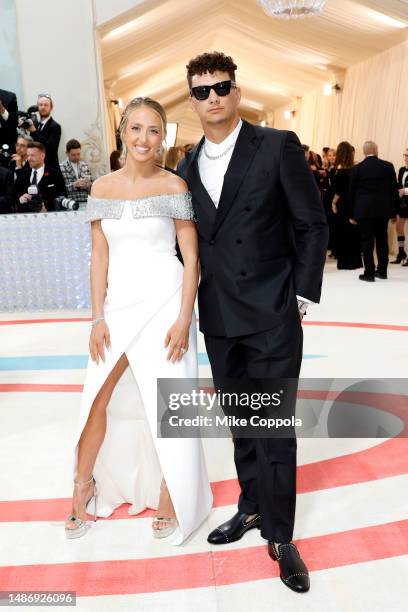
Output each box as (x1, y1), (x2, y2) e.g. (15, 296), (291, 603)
(100, 0), (408, 165)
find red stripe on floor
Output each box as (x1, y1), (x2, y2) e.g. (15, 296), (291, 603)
(1, 437), (406, 523)
(0, 520), (407, 596)
(302, 320), (408, 331)
(1, 317), (407, 330)
(0, 318), (91, 325)
(0, 384), (82, 393)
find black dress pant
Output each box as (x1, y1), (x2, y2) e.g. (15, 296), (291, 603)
(204, 312), (303, 543)
(358, 218), (389, 276)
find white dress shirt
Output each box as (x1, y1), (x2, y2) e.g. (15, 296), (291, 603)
(37, 115), (51, 131)
(30, 165), (45, 184)
(198, 119), (243, 207)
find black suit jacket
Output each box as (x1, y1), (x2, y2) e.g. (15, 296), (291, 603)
(178, 120), (328, 337)
(0, 89), (18, 152)
(0, 166), (14, 214)
(349, 156), (399, 220)
(14, 164), (66, 212)
(30, 116), (61, 169)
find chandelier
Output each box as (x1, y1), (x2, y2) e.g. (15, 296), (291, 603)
(257, 0), (327, 19)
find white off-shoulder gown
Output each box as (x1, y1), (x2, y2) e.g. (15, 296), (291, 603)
(74, 193), (212, 545)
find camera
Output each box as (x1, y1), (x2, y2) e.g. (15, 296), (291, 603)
(54, 196), (79, 211)
(27, 185), (44, 212)
(17, 105), (39, 129)
(0, 144), (11, 168)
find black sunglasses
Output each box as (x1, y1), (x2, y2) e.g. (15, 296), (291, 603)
(190, 80), (236, 101)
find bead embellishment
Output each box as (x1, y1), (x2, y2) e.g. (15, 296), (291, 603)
(85, 192), (195, 222)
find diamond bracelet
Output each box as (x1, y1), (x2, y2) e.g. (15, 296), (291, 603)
(91, 317), (105, 327)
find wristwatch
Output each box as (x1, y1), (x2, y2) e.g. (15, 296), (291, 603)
(297, 300), (309, 317)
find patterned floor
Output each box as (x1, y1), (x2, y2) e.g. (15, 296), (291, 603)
(0, 260), (407, 611)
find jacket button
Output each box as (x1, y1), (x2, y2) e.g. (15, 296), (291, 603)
(244, 206), (251, 212)
(236, 239), (242, 244)
(209, 239), (215, 245)
(240, 270), (246, 276)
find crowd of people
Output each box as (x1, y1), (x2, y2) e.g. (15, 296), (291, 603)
(1, 86), (408, 281)
(0, 89), (92, 212)
(303, 140), (408, 279)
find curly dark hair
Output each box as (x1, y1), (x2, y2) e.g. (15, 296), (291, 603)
(335, 141), (355, 170)
(186, 51), (237, 89)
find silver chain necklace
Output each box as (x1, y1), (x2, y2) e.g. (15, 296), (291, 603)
(204, 141), (236, 160)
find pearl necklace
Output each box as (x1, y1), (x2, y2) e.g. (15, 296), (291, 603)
(203, 141), (236, 160)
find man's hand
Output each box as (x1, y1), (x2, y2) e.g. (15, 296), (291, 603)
(399, 188), (405, 198)
(332, 203), (338, 214)
(74, 178), (90, 189)
(11, 153), (22, 169)
(0, 101), (5, 115)
(349, 218), (357, 225)
(19, 193), (32, 204)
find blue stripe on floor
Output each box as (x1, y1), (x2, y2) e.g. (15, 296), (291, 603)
(0, 353), (326, 371)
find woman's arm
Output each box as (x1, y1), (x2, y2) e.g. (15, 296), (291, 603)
(88, 179), (111, 363)
(164, 219), (199, 363)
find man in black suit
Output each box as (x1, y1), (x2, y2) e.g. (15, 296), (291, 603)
(15, 141), (66, 212)
(178, 52), (328, 594)
(0, 88), (18, 153)
(349, 141), (398, 281)
(0, 166), (14, 214)
(21, 95), (61, 169)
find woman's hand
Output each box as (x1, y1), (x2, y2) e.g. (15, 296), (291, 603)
(89, 319), (111, 364)
(164, 316), (190, 363)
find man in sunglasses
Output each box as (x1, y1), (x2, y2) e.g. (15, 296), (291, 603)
(20, 94), (61, 170)
(178, 52), (328, 594)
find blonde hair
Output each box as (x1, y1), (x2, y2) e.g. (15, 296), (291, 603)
(119, 97), (167, 159)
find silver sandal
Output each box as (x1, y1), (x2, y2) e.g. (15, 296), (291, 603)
(65, 476), (98, 540)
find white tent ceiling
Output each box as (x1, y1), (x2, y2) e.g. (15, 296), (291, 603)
(100, 0), (408, 143)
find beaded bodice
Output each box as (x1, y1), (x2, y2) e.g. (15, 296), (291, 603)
(85, 192), (195, 222)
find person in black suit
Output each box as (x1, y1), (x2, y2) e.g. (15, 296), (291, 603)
(349, 141), (398, 281)
(0, 88), (18, 153)
(21, 95), (61, 169)
(394, 148), (408, 265)
(178, 52), (328, 594)
(0, 166), (14, 214)
(14, 141), (66, 212)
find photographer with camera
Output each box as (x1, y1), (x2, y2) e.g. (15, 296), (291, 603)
(19, 94), (61, 169)
(0, 88), (18, 154)
(14, 141), (66, 213)
(60, 139), (92, 209)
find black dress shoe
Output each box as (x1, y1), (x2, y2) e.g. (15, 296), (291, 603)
(268, 541), (310, 593)
(207, 511), (260, 544)
(359, 273), (375, 282)
(374, 271), (387, 279)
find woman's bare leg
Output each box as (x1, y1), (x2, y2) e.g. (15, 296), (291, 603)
(66, 353), (129, 529)
(153, 479), (177, 531)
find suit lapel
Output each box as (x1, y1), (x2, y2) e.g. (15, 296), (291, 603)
(213, 120), (263, 236)
(186, 137), (217, 223)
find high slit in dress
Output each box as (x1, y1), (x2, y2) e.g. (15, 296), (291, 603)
(73, 192), (212, 545)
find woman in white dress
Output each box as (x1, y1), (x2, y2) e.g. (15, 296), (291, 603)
(65, 97), (212, 544)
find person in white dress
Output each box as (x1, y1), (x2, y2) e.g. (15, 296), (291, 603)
(65, 97), (212, 544)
